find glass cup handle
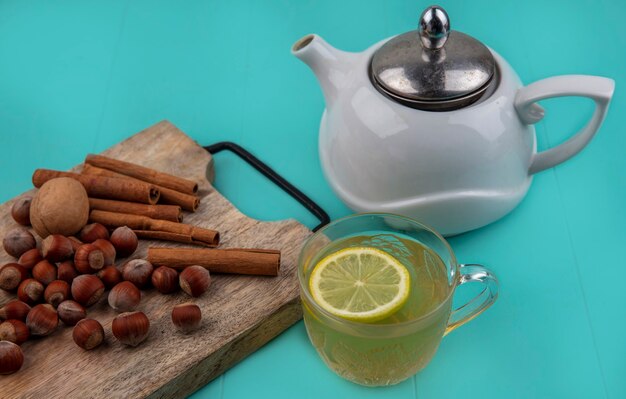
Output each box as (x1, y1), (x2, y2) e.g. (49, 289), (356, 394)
(445, 263), (499, 335)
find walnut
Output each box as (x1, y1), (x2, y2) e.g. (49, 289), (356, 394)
(30, 177), (89, 238)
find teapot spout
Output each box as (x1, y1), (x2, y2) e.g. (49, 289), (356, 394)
(292, 34), (356, 106)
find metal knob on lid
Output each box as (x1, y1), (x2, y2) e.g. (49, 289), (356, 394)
(370, 5), (497, 111)
(418, 6), (450, 49)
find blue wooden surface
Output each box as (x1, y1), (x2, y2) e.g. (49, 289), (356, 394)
(0, 1), (624, 398)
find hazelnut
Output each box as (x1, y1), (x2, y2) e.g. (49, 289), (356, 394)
(67, 236), (84, 252)
(79, 223), (109, 243)
(112, 311), (150, 347)
(17, 279), (44, 305)
(71, 275), (105, 307)
(0, 301), (31, 322)
(41, 235), (74, 262)
(26, 304), (58, 336)
(3, 228), (36, 258)
(108, 281), (141, 312)
(72, 319), (104, 350)
(57, 300), (86, 326)
(11, 197), (32, 226)
(151, 266), (178, 294)
(92, 239), (116, 266)
(30, 177), (89, 238)
(0, 341), (24, 374)
(110, 227), (138, 258)
(0, 263), (28, 291)
(179, 266), (211, 297)
(17, 248), (43, 270)
(0, 320), (29, 345)
(32, 260), (57, 285)
(171, 303), (202, 333)
(97, 266), (122, 289)
(57, 260), (78, 284)
(44, 280), (70, 308)
(74, 244), (105, 274)
(122, 259), (153, 288)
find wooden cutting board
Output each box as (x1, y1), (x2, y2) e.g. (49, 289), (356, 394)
(0, 121), (312, 398)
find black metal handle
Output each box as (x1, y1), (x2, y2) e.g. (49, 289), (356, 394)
(204, 142), (330, 232)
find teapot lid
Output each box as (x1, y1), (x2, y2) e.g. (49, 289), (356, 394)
(370, 5), (496, 111)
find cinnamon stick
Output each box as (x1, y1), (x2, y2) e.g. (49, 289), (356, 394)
(147, 247), (281, 276)
(89, 210), (218, 247)
(33, 169), (160, 205)
(88, 198), (183, 223)
(85, 154), (198, 194)
(134, 231), (208, 244)
(82, 164), (199, 211)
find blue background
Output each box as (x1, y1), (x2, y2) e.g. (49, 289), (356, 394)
(0, 1), (624, 398)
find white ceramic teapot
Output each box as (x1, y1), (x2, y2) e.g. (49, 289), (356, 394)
(292, 6), (615, 235)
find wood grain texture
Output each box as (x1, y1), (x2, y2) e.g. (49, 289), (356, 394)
(0, 121), (311, 399)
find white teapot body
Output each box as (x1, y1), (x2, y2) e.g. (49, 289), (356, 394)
(293, 35), (614, 235)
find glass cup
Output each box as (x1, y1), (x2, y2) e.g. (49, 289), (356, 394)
(298, 213), (498, 386)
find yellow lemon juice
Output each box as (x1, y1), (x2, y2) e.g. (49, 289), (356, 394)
(302, 234), (452, 386)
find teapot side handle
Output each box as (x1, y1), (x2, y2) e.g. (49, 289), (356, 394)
(514, 75), (615, 175)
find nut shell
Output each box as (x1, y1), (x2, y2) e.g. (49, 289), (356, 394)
(0, 301), (31, 322)
(57, 300), (86, 326)
(151, 266), (178, 294)
(17, 248), (43, 270)
(110, 227), (138, 258)
(74, 244), (105, 273)
(122, 259), (154, 288)
(32, 260), (57, 285)
(92, 239), (116, 265)
(41, 235), (74, 262)
(79, 223), (109, 243)
(171, 303), (202, 333)
(108, 281), (141, 312)
(11, 197), (32, 226)
(0, 320), (30, 345)
(112, 311), (150, 347)
(67, 236), (84, 252)
(44, 280), (70, 308)
(26, 304), (58, 336)
(72, 319), (104, 350)
(3, 228), (36, 258)
(71, 275), (105, 307)
(97, 266), (122, 289)
(0, 263), (28, 291)
(30, 177), (89, 238)
(0, 341), (24, 374)
(17, 278), (44, 305)
(179, 266), (211, 297)
(57, 260), (78, 284)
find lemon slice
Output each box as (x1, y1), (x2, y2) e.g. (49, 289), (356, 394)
(309, 247), (410, 322)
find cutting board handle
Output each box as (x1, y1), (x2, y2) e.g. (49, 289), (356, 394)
(204, 142), (330, 232)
